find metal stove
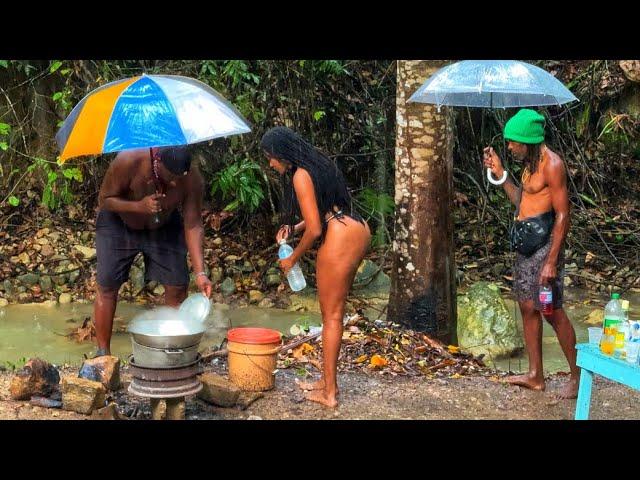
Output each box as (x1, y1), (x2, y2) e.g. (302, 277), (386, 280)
(128, 350), (203, 420)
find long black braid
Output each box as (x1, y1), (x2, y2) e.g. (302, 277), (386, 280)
(260, 126), (363, 243)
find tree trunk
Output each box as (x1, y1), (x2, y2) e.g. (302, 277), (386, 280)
(388, 60), (457, 344)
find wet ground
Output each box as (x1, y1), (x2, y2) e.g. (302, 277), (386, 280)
(2, 363), (640, 420)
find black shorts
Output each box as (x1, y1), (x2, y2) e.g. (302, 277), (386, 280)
(96, 209), (189, 289)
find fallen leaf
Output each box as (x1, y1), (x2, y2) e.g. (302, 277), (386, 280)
(369, 355), (388, 367)
(355, 354), (368, 364)
(447, 345), (460, 354)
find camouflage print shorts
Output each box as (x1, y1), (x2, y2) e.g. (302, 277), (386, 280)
(513, 235), (565, 311)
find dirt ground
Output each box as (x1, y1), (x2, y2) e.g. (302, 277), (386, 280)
(2, 362), (640, 420)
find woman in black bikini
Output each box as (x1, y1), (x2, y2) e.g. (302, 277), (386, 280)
(261, 127), (371, 408)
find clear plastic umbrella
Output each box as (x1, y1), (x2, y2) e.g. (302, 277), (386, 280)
(408, 60), (578, 109)
(408, 60), (578, 184)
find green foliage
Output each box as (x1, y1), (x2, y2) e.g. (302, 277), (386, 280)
(223, 60), (260, 88)
(3, 357), (27, 372)
(26, 158), (83, 211)
(0, 122), (9, 151)
(356, 188), (394, 246)
(210, 158), (265, 214)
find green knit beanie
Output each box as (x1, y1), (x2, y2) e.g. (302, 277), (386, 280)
(503, 109), (545, 144)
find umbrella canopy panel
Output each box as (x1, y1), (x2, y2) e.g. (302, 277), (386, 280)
(408, 60), (578, 108)
(56, 74), (251, 162)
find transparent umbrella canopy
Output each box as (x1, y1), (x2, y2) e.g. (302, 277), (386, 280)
(408, 60), (578, 109)
(408, 60), (579, 184)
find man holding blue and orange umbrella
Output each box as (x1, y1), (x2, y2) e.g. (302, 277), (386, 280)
(55, 74), (251, 356)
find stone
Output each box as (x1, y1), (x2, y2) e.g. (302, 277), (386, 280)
(39, 276), (53, 293)
(3, 280), (15, 296)
(17, 273), (40, 286)
(78, 355), (121, 390)
(18, 252), (30, 265)
(258, 298), (275, 309)
(197, 373), (241, 407)
(0, 298), (8, 308)
(585, 309), (604, 326)
(18, 292), (32, 302)
(150, 398), (166, 420)
(59, 293), (72, 304)
(257, 259), (267, 268)
(165, 397), (186, 420)
(80, 231), (92, 243)
(211, 267), (223, 284)
(457, 281), (524, 360)
(249, 290), (264, 304)
(40, 244), (54, 257)
(61, 377), (106, 415)
(241, 261), (254, 273)
(247, 415), (263, 420)
(68, 269), (80, 284)
(564, 276), (573, 287)
(73, 245), (96, 260)
(224, 255), (240, 264)
(265, 268), (282, 287)
(90, 402), (124, 420)
(236, 391), (264, 410)
(352, 259), (390, 296)
(153, 285), (165, 296)
(620, 60), (640, 83)
(30, 396), (62, 409)
(9, 358), (60, 400)
(129, 266), (145, 292)
(220, 277), (236, 296)
(36, 237), (50, 246)
(41, 300), (57, 308)
(213, 237), (223, 246)
(288, 292), (320, 313)
(52, 273), (67, 286)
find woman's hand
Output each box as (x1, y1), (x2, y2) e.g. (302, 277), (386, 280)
(275, 225), (292, 244)
(278, 257), (294, 275)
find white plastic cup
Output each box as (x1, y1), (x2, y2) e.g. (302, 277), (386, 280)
(588, 327), (603, 345)
(624, 341), (640, 364)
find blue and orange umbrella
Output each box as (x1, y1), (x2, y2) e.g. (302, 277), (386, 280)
(55, 74), (251, 162)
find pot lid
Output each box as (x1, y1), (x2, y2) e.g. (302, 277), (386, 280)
(178, 293), (211, 324)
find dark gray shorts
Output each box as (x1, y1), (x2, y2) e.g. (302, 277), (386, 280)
(513, 235), (565, 311)
(96, 209), (189, 289)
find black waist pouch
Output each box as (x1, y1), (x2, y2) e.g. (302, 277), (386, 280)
(510, 210), (555, 256)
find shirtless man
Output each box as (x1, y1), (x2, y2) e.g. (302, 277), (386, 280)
(93, 146), (212, 356)
(483, 108), (579, 399)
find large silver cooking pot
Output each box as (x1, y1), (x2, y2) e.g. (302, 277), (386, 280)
(130, 339), (200, 368)
(128, 305), (207, 349)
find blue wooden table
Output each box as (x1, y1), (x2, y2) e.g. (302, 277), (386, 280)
(575, 343), (640, 420)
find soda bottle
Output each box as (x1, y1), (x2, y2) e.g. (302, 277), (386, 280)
(539, 285), (553, 316)
(277, 240), (307, 292)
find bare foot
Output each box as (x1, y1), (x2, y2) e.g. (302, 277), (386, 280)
(504, 373), (545, 391)
(296, 378), (340, 396)
(296, 378), (325, 391)
(305, 390), (338, 408)
(555, 376), (579, 399)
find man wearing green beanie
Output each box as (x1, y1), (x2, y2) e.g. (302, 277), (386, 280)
(483, 108), (578, 399)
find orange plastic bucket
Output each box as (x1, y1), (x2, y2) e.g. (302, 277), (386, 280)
(227, 328), (282, 391)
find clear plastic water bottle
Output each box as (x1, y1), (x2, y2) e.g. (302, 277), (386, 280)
(539, 285), (553, 316)
(278, 240), (306, 292)
(601, 292), (623, 355)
